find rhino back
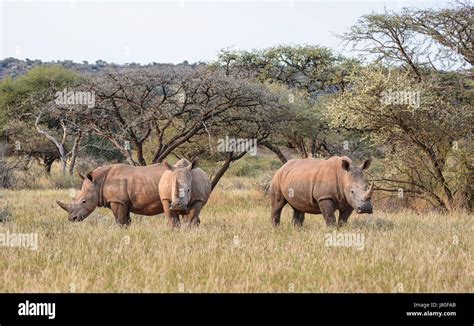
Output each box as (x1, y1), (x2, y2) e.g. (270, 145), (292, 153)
(101, 164), (167, 214)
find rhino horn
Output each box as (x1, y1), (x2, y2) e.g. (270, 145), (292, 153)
(366, 181), (374, 198)
(56, 200), (73, 212)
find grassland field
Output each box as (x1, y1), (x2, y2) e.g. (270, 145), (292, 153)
(0, 173), (472, 293)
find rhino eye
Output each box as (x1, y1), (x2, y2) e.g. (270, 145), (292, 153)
(351, 190), (354, 194)
(82, 200), (86, 204)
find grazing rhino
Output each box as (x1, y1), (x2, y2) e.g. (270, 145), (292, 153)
(270, 156), (374, 227)
(56, 164), (168, 225)
(158, 159), (211, 228)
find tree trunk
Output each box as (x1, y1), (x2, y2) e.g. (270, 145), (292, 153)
(288, 138), (308, 158)
(136, 143), (147, 166)
(152, 123), (204, 164)
(69, 131), (82, 175)
(60, 157), (67, 175)
(261, 142), (287, 164)
(43, 155), (56, 175)
(210, 152), (246, 191)
(35, 112), (69, 175)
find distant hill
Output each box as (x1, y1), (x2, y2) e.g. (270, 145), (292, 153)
(0, 58), (203, 79)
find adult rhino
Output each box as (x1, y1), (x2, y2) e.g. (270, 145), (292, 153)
(270, 156), (374, 227)
(56, 164), (168, 225)
(158, 159), (211, 228)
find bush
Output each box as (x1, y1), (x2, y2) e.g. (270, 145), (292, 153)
(0, 205), (12, 222)
(226, 155), (281, 178)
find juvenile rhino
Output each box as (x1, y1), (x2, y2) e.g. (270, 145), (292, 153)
(56, 164), (168, 225)
(270, 156), (373, 227)
(158, 159), (211, 228)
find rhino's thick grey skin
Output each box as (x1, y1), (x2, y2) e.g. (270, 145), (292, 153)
(57, 164), (168, 226)
(158, 159), (211, 228)
(270, 156), (374, 227)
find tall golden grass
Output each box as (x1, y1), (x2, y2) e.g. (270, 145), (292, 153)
(0, 176), (472, 293)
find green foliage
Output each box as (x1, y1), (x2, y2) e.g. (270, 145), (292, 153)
(226, 155), (282, 178)
(0, 65), (83, 136)
(325, 66), (472, 210)
(217, 44), (355, 96)
(216, 45), (366, 160)
(340, 1), (472, 76)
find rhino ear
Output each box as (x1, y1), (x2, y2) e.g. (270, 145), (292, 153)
(361, 159), (371, 170)
(163, 161), (172, 171)
(342, 159), (350, 171)
(189, 159), (199, 170)
(86, 172), (94, 182)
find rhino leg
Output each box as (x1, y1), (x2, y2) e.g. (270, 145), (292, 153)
(110, 202), (131, 226)
(183, 201), (203, 227)
(270, 187), (287, 227)
(191, 216), (201, 226)
(292, 208), (305, 227)
(319, 199), (337, 227)
(338, 208), (353, 227)
(162, 200), (180, 228)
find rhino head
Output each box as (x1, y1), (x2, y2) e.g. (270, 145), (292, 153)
(56, 171), (100, 222)
(163, 159), (199, 211)
(341, 158), (374, 214)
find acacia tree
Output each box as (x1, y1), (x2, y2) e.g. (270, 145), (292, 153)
(80, 67), (164, 166)
(326, 67), (472, 210)
(0, 66), (84, 175)
(340, 1), (472, 78)
(335, 0), (473, 211)
(215, 45), (361, 161)
(217, 45), (350, 95)
(172, 90), (287, 189)
(2, 119), (59, 174)
(215, 45), (357, 163)
(406, 1), (473, 66)
(79, 66), (286, 186)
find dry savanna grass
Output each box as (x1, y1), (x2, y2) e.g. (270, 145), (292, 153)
(0, 176), (472, 293)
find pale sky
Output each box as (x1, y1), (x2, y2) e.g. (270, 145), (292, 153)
(1, 0), (454, 64)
